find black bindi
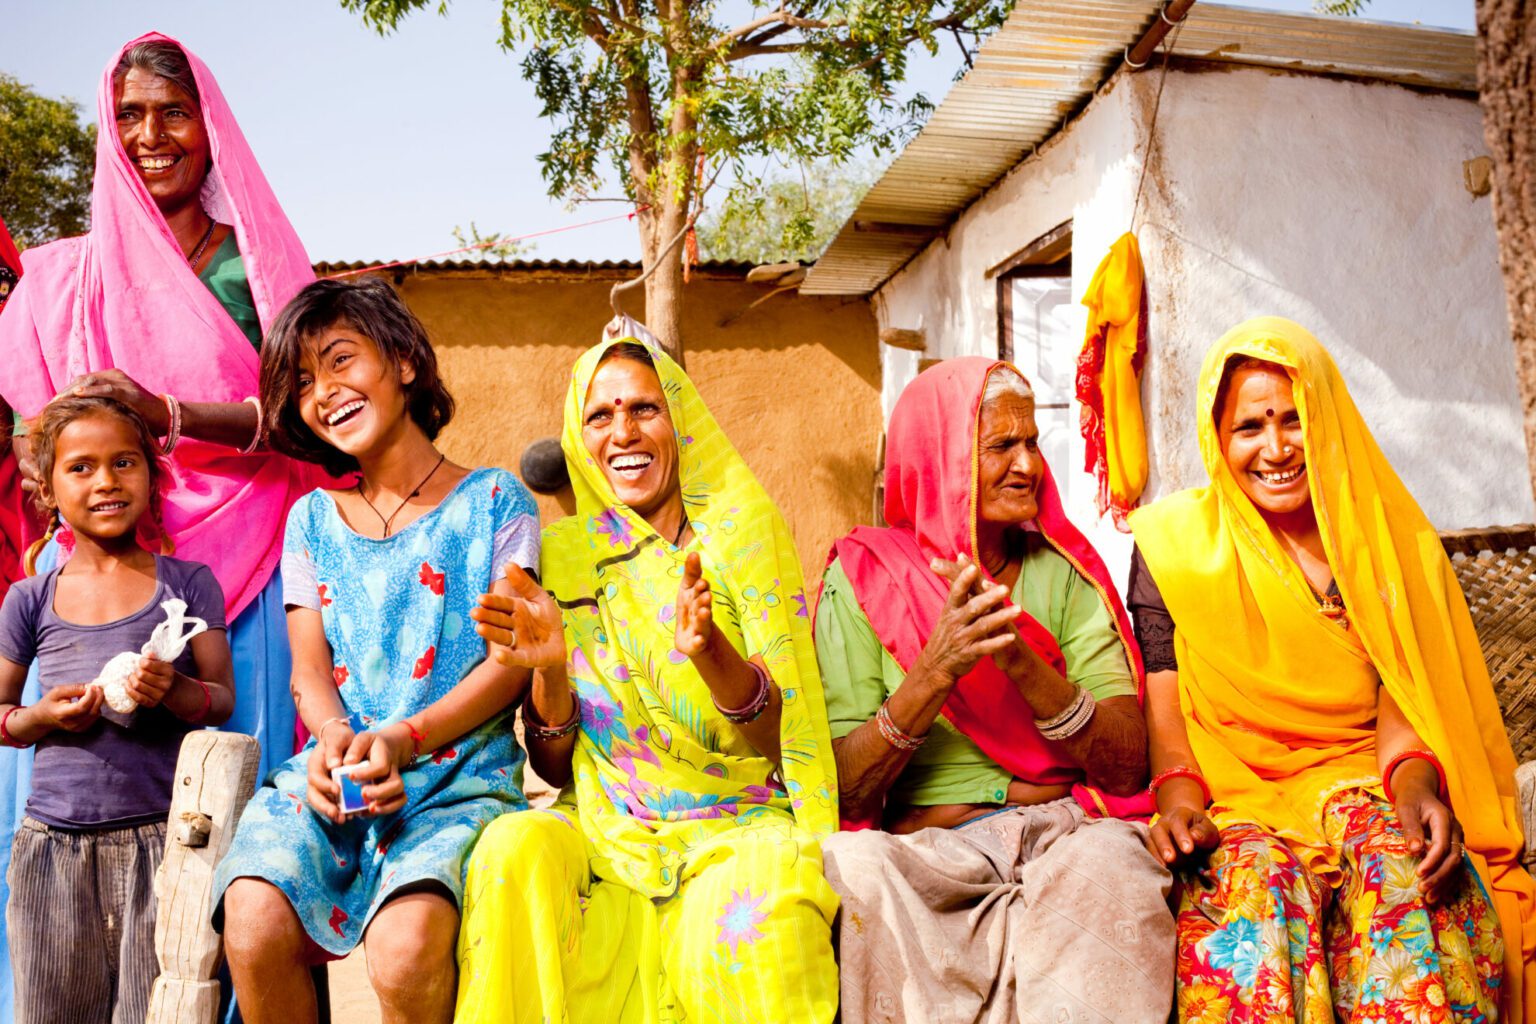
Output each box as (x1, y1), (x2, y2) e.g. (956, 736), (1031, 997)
(1265, 407), (1275, 418)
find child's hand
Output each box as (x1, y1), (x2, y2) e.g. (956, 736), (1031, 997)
(35, 684), (104, 733)
(306, 719), (354, 824)
(473, 563), (565, 670)
(126, 655), (175, 708)
(674, 552), (715, 658)
(341, 728), (410, 817)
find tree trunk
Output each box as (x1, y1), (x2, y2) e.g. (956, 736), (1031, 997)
(1476, 0), (1536, 502)
(640, 196), (689, 364)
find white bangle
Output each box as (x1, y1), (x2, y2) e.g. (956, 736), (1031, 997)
(240, 396), (263, 455)
(160, 393), (182, 455)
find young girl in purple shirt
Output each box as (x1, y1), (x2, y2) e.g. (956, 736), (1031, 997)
(0, 395), (235, 1022)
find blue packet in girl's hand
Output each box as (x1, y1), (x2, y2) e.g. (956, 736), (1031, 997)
(331, 764), (369, 816)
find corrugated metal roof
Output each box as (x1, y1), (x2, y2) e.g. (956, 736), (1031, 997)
(312, 257), (756, 276)
(803, 1), (1476, 296)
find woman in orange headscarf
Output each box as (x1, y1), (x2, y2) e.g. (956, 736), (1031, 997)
(1129, 318), (1534, 1023)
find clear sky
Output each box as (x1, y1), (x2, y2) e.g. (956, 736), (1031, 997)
(3, 0), (1475, 263)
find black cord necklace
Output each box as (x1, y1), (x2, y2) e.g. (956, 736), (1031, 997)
(356, 453), (446, 538)
(673, 516), (690, 547)
(185, 216), (217, 269)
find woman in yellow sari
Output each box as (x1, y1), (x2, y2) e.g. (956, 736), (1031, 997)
(453, 329), (839, 1023)
(1129, 317), (1534, 1023)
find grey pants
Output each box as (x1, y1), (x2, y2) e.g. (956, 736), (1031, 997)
(7, 816), (165, 1024)
(822, 801), (1175, 1024)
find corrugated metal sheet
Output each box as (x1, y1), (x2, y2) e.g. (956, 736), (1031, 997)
(803, 1), (1476, 296)
(311, 257), (755, 276)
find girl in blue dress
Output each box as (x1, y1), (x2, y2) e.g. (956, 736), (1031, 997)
(214, 278), (538, 1024)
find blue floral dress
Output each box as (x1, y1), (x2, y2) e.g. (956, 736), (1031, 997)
(214, 467), (536, 954)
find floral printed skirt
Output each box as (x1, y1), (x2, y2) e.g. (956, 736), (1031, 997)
(1176, 788), (1504, 1024)
(453, 807), (838, 1023)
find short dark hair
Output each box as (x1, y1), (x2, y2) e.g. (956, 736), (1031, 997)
(260, 277), (455, 476)
(113, 41), (200, 106)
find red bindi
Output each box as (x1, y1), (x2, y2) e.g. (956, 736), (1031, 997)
(1265, 407), (1274, 418)
(614, 397), (623, 407)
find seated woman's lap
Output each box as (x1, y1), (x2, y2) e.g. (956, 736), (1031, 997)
(1177, 789), (1503, 1019)
(458, 809), (838, 1021)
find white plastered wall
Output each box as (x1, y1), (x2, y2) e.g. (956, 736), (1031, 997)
(1127, 65), (1533, 529)
(872, 65), (1534, 589)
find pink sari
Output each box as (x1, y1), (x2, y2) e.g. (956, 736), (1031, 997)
(0, 214), (25, 596)
(0, 31), (319, 619)
(827, 357), (1151, 828)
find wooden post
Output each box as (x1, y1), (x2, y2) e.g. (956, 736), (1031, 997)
(147, 732), (261, 1024)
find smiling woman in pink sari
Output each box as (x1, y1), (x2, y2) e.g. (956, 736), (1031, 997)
(0, 32), (320, 1001)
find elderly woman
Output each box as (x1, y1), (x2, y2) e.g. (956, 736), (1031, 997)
(816, 357), (1173, 1024)
(454, 327), (840, 1023)
(0, 33), (317, 1002)
(1129, 318), (1535, 1022)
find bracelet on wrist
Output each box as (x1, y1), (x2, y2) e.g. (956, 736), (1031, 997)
(1035, 686), (1096, 742)
(401, 718), (428, 761)
(1149, 765), (1213, 808)
(713, 661), (772, 725)
(239, 396), (264, 455)
(0, 706), (29, 748)
(184, 679), (213, 724)
(1383, 748), (1447, 804)
(159, 394), (182, 455)
(317, 715), (351, 745)
(525, 688), (582, 741)
(875, 700), (926, 751)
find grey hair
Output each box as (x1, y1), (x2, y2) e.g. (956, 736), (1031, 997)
(981, 366), (1035, 406)
(113, 41), (200, 106)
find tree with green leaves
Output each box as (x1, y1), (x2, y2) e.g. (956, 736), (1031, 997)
(0, 74), (96, 250)
(696, 160), (875, 264)
(343, 0), (1003, 357)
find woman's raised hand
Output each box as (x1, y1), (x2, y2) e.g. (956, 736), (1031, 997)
(473, 563), (565, 670)
(920, 554), (1021, 684)
(1392, 763), (1466, 904)
(674, 551), (714, 658)
(66, 369), (167, 434)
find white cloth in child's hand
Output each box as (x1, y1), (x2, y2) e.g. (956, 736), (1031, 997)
(93, 600), (209, 714)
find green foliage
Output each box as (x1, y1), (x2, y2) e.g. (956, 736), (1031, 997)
(450, 221), (537, 260)
(1313, 0), (1369, 14)
(341, 0), (1003, 212)
(696, 160), (875, 263)
(0, 74), (96, 248)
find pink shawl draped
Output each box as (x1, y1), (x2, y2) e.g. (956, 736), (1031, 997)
(829, 358), (1151, 827)
(0, 214), (26, 596)
(0, 32), (320, 619)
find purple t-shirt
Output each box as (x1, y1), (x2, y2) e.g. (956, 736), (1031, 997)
(0, 555), (227, 829)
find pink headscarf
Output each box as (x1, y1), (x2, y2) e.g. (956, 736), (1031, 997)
(0, 32), (320, 619)
(828, 357), (1151, 828)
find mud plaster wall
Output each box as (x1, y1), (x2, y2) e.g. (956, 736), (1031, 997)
(390, 270), (882, 583)
(1134, 66), (1534, 528)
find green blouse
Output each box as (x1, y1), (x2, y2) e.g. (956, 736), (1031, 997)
(815, 535), (1136, 808)
(198, 231), (261, 350)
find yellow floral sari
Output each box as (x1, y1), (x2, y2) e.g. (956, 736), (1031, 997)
(456, 333), (839, 1023)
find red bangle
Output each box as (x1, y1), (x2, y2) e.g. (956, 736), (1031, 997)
(1149, 766), (1212, 807)
(185, 680), (212, 724)
(402, 719), (427, 759)
(0, 706), (28, 748)
(1383, 749), (1447, 804)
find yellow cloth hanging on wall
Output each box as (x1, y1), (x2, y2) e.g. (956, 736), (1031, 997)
(1075, 231), (1148, 527)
